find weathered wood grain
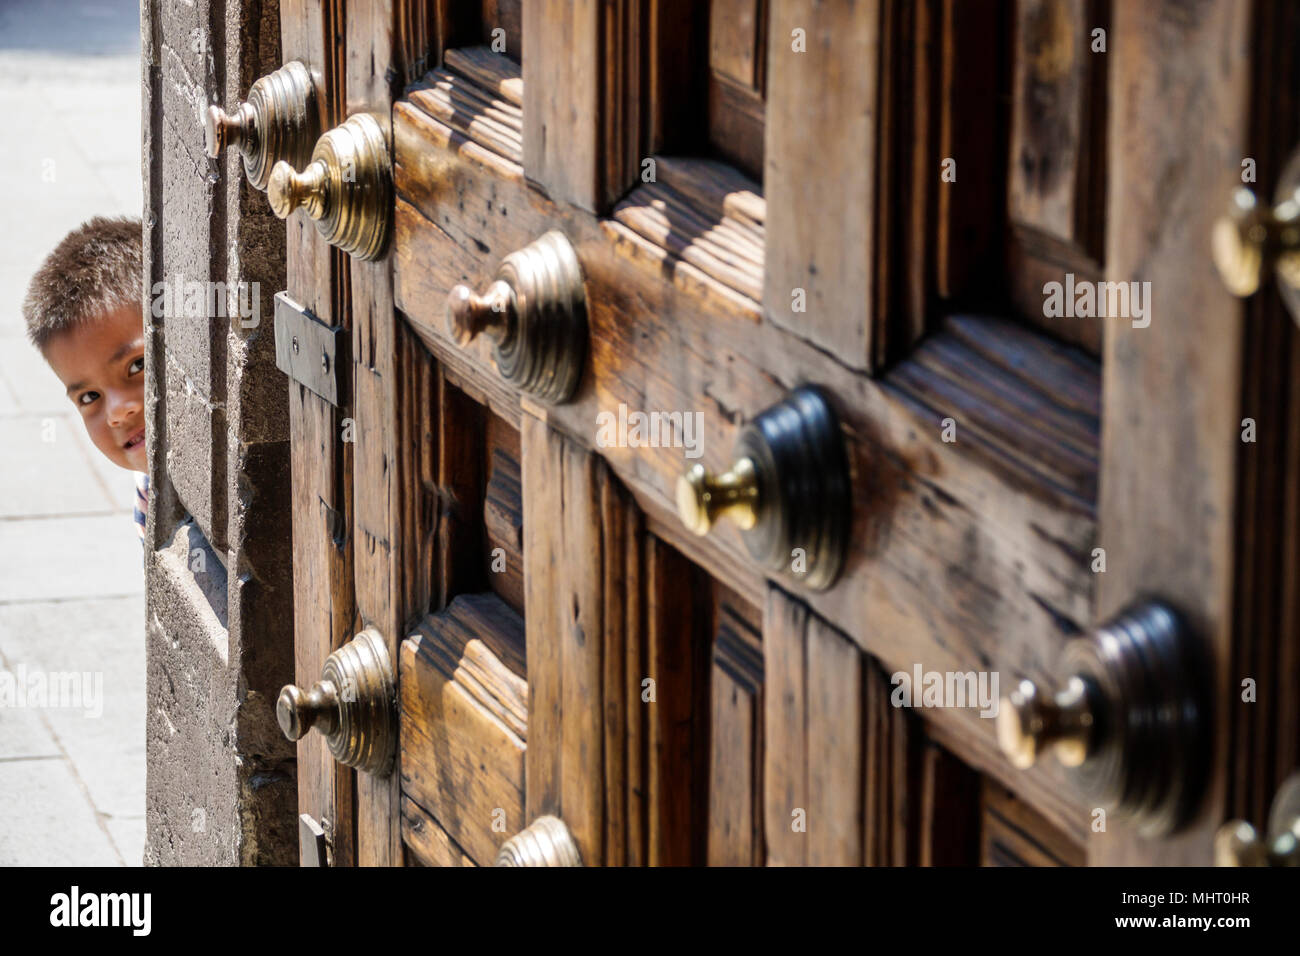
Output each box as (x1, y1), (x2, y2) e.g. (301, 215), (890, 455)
(708, 603), (764, 866)
(445, 45), (522, 105)
(282, 0), (357, 870)
(407, 48), (522, 163)
(1092, 0), (1251, 865)
(396, 328), (438, 627)
(392, 97), (1099, 839)
(805, 612), (864, 865)
(890, 314), (1100, 514)
(707, 0), (766, 180)
(709, 0), (764, 89)
(483, 413), (524, 614)
(1005, 0), (1108, 354)
(346, 0), (406, 869)
(522, 0), (601, 209)
(762, 589), (807, 866)
(521, 413), (599, 859)
(400, 593), (527, 865)
(477, 1), (522, 61)
(613, 156), (764, 304)
(1227, 0), (1300, 836)
(645, 537), (709, 866)
(401, 794), (476, 866)
(764, 589), (865, 866)
(521, 0), (690, 212)
(763, 0), (877, 371)
(980, 780), (1084, 867)
(521, 414), (707, 866)
(433, 372), (485, 608)
(759, 0), (1001, 366)
(763, 589), (985, 866)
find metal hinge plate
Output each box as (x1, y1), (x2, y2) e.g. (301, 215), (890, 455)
(299, 812), (330, 867)
(274, 291), (348, 407)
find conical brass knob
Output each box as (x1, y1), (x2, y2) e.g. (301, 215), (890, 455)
(276, 679), (340, 741)
(495, 816), (582, 867)
(204, 60), (318, 190)
(671, 386), (849, 591)
(998, 601), (1210, 836)
(276, 629), (396, 777)
(444, 231), (587, 403)
(266, 112), (392, 261)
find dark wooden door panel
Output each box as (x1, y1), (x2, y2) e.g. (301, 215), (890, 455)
(274, 0), (1272, 868)
(390, 79), (1100, 839)
(484, 413), (525, 614)
(708, 599), (764, 866)
(764, 588), (991, 866)
(1005, 0), (1109, 354)
(521, 412), (644, 866)
(980, 781), (1085, 867)
(708, 0), (767, 180)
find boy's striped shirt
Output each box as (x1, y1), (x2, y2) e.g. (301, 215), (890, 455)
(134, 471), (149, 542)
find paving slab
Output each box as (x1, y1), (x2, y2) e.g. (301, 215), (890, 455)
(0, 757), (123, 865)
(105, 815), (146, 866)
(0, 332), (75, 415)
(0, 706), (61, 760)
(0, 514), (143, 603)
(77, 436), (143, 516)
(0, 416), (120, 517)
(0, 595), (146, 820)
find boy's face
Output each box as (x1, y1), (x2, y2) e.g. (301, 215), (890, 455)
(43, 303), (147, 472)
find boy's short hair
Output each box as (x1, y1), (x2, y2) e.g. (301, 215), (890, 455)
(23, 215), (144, 352)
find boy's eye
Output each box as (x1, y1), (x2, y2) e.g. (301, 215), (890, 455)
(128, 357), (144, 376)
(77, 391), (99, 407)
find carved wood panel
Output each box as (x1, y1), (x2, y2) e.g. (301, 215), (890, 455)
(1005, 0), (1109, 353)
(274, 0), (1274, 869)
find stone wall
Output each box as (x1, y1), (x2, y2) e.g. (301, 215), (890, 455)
(141, 0), (296, 865)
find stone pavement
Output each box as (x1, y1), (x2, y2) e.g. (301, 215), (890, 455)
(0, 0), (146, 866)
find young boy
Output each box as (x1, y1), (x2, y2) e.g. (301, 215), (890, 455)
(23, 216), (149, 546)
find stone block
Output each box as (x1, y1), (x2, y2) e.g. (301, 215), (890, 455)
(163, 352), (227, 554)
(144, 519), (294, 866)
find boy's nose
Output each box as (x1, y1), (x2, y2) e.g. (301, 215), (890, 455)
(106, 390), (143, 427)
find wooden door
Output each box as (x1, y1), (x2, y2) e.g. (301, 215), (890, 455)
(276, 0), (1297, 866)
